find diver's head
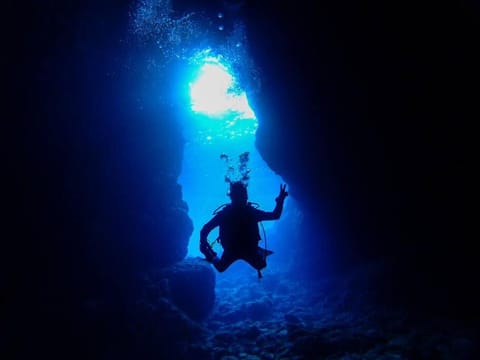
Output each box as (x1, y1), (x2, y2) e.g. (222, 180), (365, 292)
(229, 181), (248, 205)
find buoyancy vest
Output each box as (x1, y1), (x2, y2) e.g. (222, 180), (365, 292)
(216, 204), (261, 251)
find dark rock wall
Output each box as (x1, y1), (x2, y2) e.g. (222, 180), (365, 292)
(5, 2), (194, 355)
(241, 0), (477, 321)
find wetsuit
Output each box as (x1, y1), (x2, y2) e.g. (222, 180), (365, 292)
(200, 199), (284, 272)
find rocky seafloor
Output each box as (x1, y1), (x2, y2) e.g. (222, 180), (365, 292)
(163, 261), (477, 360)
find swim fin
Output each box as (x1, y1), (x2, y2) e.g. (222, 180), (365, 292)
(257, 246), (274, 256)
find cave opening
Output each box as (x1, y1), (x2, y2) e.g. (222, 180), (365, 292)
(178, 49), (290, 268)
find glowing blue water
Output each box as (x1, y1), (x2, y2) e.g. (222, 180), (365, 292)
(180, 51), (287, 258)
(189, 57), (255, 121)
(186, 50), (258, 143)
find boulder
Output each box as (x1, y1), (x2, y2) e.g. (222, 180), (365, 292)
(156, 258), (216, 321)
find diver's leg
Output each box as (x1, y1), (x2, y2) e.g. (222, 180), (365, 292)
(213, 252), (237, 272)
(243, 252), (267, 271)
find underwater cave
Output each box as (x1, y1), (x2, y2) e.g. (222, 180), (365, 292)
(5, 0), (478, 359)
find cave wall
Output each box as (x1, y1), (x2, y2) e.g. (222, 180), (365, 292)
(242, 0), (471, 259)
(241, 0), (477, 316)
(5, 2), (195, 349)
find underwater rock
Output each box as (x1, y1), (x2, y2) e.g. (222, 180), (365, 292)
(242, 324), (261, 340)
(244, 297), (274, 320)
(185, 270), (478, 359)
(214, 331), (237, 344)
(138, 204), (193, 269)
(130, 297), (204, 358)
(284, 313), (302, 325)
(158, 257), (216, 321)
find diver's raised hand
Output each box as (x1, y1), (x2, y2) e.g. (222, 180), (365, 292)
(276, 184), (288, 203)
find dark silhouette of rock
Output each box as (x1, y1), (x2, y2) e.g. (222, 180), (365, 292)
(156, 257), (216, 321)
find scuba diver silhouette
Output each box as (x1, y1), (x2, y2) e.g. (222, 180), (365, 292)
(200, 181), (288, 277)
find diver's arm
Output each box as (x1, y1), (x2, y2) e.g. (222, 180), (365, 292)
(272, 196), (285, 219)
(257, 198), (284, 221)
(200, 216), (220, 261)
(200, 216), (220, 243)
(257, 184), (288, 221)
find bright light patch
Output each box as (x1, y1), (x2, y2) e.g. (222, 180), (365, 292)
(189, 57), (255, 120)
